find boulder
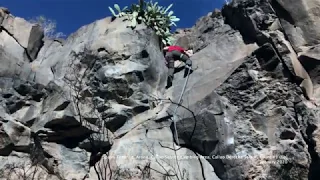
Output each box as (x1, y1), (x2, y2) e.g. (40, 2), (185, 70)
(0, 29), (25, 77)
(2, 14), (44, 60)
(0, 7), (9, 24)
(272, 0), (320, 50)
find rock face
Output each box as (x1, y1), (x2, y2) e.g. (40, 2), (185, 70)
(168, 0), (320, 180)
(0, 11), (217, 180)
(1, 0), (320, 179)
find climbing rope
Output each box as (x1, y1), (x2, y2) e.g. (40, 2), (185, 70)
(172, 65), (192, 146)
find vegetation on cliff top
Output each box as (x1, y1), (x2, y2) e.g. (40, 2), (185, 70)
(108, 0), (180, 45)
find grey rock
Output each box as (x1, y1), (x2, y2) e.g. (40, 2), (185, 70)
(299, 45), (320, 62)
(78, 130), (114, 153)
(0, 14), (173, 180)
(172, 91), (236, 157)
(213, 54), (312, 180)
(222, 0), (277, 44)
(1, 1), (320, 179)
(0, 7), (9, 25)
(89, 126), (220, 180)
(41, 142), (91, 180)
(272, 0), (320, 50)
(0, 30), (25, 77)
(222, 0), (320, 52)
(170, 15), (258, 109)
(1, 14), (44, 60)
(0, 151), (60, 180)
(0, 118), (31, 155)
(170, 8), (320, 177)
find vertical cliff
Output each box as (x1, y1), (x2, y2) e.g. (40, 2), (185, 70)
(1, 0), (320, 179)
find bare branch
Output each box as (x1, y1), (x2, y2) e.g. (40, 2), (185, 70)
(28, 15), (66, 39)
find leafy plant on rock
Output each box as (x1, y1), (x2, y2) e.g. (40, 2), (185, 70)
(108, 0), (180, 45)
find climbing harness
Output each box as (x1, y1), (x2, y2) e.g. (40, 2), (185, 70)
(172, 65), (192, 146)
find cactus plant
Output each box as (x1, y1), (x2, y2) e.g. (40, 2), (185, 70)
(108, 1), (180, 45)
(108, 4), (128, 17)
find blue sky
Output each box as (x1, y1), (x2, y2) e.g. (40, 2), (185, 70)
(2, 0), (226, 37)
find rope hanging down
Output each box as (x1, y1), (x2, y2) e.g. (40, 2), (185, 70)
(172, 65), (192, 146)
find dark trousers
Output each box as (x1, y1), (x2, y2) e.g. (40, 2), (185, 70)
(165, 50), (191, 79)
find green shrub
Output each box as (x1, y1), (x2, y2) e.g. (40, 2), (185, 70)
(108, 0), (180, 45)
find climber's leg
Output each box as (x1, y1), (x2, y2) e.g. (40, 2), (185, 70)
(172, 51), (193, 78)
(171, 50), (192, 67)
(165, 51), (175, 88)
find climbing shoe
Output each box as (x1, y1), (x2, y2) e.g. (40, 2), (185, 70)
(165, 76), (173, 89)
(183, 66), (193, 78)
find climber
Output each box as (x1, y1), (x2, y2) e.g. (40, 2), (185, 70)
(163, 45), (194, 89)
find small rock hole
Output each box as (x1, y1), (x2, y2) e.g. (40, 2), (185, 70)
(141, 50), (149, 58)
